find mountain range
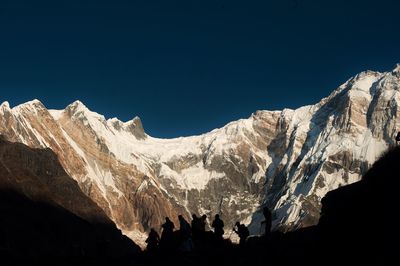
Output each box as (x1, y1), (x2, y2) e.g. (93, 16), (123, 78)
(1, 64), (399, 245)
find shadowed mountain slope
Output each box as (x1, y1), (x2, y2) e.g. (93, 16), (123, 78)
(0, 137), (140, 265)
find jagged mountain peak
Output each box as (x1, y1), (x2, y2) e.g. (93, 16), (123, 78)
(107, 117), (124, 129)
(5, 99), (48, 119)
(68, 99), (87, 109)
(123, 116), (146, 139)
(106, 116), (146, 139)
(0, 102), (11, 115)
(13, 99), (45, 111)
(393, 63), (400, 72)
(392, 63), (400, 77)
(324, 67), (399, 100)
(64, 101), (146, 137)
(0, 101), (10, 109)
(354, 69), (381, 79)
(125, 116), (141, 125)
(65, 100), (96, 117)
(107, 115), (142, 128)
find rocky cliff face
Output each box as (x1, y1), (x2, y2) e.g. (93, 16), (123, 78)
(0, 136), (111, 224)
(1, 65), (399, 243)
(0, 137), (141, 261)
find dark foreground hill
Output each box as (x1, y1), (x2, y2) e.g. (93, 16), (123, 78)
(0, 137), (140, 265)
(0, 190), (141, 266)
(317, 145), (400, 265)
(250, 145), (400, 265)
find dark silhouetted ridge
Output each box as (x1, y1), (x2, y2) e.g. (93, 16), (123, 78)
(319, 146), (400, 265)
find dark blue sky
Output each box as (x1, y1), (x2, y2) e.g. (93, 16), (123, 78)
(0, 0), (399, 137)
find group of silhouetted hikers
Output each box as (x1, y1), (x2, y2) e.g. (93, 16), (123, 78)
(145, 207), (272, 252)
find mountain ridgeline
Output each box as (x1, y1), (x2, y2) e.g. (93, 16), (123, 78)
(0, 65), (399, 244)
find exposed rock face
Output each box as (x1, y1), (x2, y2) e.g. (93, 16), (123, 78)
(0, 137), (109, 224)
(0, 138), (140, 261)
(0, 65), (399, 243)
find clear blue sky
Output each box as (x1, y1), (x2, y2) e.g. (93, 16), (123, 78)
(0, 0), (399, 138)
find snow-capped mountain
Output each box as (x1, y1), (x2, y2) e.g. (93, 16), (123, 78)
(1, 64), (399, 244)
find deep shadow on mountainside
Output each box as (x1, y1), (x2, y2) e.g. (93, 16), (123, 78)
(0, 136), (140, 265)
(1, 135), (399, 265)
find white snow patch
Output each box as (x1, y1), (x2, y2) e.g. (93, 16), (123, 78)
(48, 109), (64, 120)
(159, 162), (224, 190)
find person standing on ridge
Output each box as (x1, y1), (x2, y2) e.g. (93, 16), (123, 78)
(199, 214), (207, 233)
(261, 207), (272, 238)
(160, 217), (175, 248)
(145, 228), (160, 252)
(178, 215), (193, 251)
(191, 214), (201, 239)
(211, 214), (224, 240)
(178, 215), (191, 240)
(233, 222), (249, 247)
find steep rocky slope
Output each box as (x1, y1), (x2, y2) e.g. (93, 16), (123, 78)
(0, 138), (140, 263)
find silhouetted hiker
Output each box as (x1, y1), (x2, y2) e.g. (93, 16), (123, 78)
(145, 228), (160, 251)
(160, 217), (175, 247)
(178, 215), (194, 251)
(396, 132), (400, 144)
(261, 207), (272, 237)
(178, 215), (191, 239)
(194, 214), (207, 243)
(211, 214), (224, 240)
(199, 214), (207, 232)
(191, 214), (201, 239)
(233, 222), (249, 247)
